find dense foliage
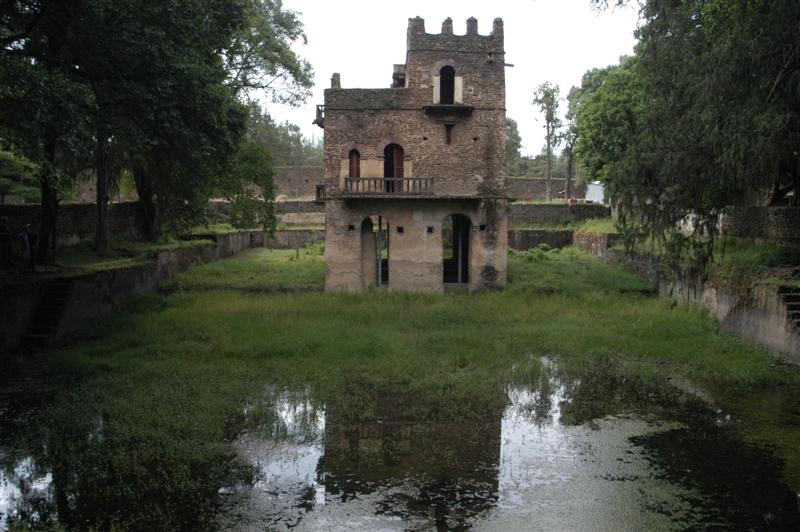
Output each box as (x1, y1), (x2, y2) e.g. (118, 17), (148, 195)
(578, 0), (800, 275)
(506, 117), (583, 184)
(247, 104), (323, 168)
(0, 0), (313, 259)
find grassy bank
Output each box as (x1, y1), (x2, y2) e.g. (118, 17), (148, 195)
(3, 244), (799, 529)
(168, 242), (325, 291)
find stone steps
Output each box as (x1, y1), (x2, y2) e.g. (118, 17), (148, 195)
(776, 286), (800, 332)
(780, 293), (800, 304)
(20, 278), (74, 352)
(777, 285), (800, 295)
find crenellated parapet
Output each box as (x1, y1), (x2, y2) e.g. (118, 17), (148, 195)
(406, 16), (504, 54)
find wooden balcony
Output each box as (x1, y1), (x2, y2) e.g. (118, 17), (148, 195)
(343, 177), (434, 195)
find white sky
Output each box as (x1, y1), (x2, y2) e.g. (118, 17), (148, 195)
(264, 0), (640, 156)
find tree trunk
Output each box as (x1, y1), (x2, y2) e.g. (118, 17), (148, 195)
(566, 151), (574, 199)
(37, 135), (58, 265)
(133, 163), (158, 240)
(95, 130), (110, 255)
(545, 136), (552, 202)
(38, 167), (58, 265)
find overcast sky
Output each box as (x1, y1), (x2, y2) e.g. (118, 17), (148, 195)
(264, 0), (640, 156)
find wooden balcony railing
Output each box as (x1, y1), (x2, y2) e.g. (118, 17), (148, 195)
(344, 177), (434, 194)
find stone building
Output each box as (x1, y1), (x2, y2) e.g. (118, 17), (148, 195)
(316, 16), (508, 292)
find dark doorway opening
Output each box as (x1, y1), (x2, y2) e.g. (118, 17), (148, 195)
(383, 144), (404, 192)
(443, 214), (470, 284)
(439, 66), (455, 105)
(361, 215), (389, 288)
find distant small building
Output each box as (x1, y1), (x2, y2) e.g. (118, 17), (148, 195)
(586, 182), (605, 204)
(315, 16), (509, 292)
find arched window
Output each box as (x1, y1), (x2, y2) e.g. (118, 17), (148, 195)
(348, 149), (360, 178)
(383, 144), (404, 192)
(439, 66), (455, 105)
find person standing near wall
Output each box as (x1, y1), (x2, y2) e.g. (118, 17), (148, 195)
(0, 216), (11, 267)
(18, 223), (31, 273)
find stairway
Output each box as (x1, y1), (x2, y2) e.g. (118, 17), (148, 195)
(777, 285), (800, 332)
(20, 277), (74, 352)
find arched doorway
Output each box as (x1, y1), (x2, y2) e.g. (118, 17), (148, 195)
(442, 214), (470, 285)
(361, 215), (389, 288)
(383, 144), (404, 192)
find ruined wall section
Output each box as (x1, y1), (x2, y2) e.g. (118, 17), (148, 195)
(721, 206), (800, 242)
(273, 166), (322, 198)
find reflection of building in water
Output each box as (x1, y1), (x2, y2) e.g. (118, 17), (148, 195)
(317, 394), (503, 529)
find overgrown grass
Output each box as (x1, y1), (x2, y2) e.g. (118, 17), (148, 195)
(713, 237), (800, 289)
(274, 223), (325, 231)
(508, 221), (579, 231)
(168, 241), (324, 291)
(509, 245), (652, 296)
(5, 244), (799, 529)
(188, 223), (249, 235)
(575, 217), (618, 234)
(620, 234), (800, 290)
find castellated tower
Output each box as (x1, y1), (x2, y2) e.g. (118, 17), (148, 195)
(317, 17), (508, 293)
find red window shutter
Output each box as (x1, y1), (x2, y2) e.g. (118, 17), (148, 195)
(393, 145), (404, 178)
(349, 150), (360, 177)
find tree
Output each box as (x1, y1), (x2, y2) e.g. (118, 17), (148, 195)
(0, 3), (95, 263)
(3, 0), (313, 257)
(247, 104), (322, 167)
(224, 0), (314, 103)
(562, 90), (578, 198)
(532, 82), (562, 201)
(220, 135), (276, 231)
(574, 59), (643, 187)
(71, 0), (252, 249)
(506, 118), (524, 177)
(564, 64), (618, 197)
(582, 0), (800, 276)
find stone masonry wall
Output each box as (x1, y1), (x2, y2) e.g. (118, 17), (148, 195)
(1, 230), (268, 355)
(0, 201), (145, 249)
(273, 166), (323, 199)
(573, 230), (800, 363)
(507, 178), (586, 201)
(323, 96), (505, 197)
(508, 230), (573, 250)
(722, 206), (800, 241)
